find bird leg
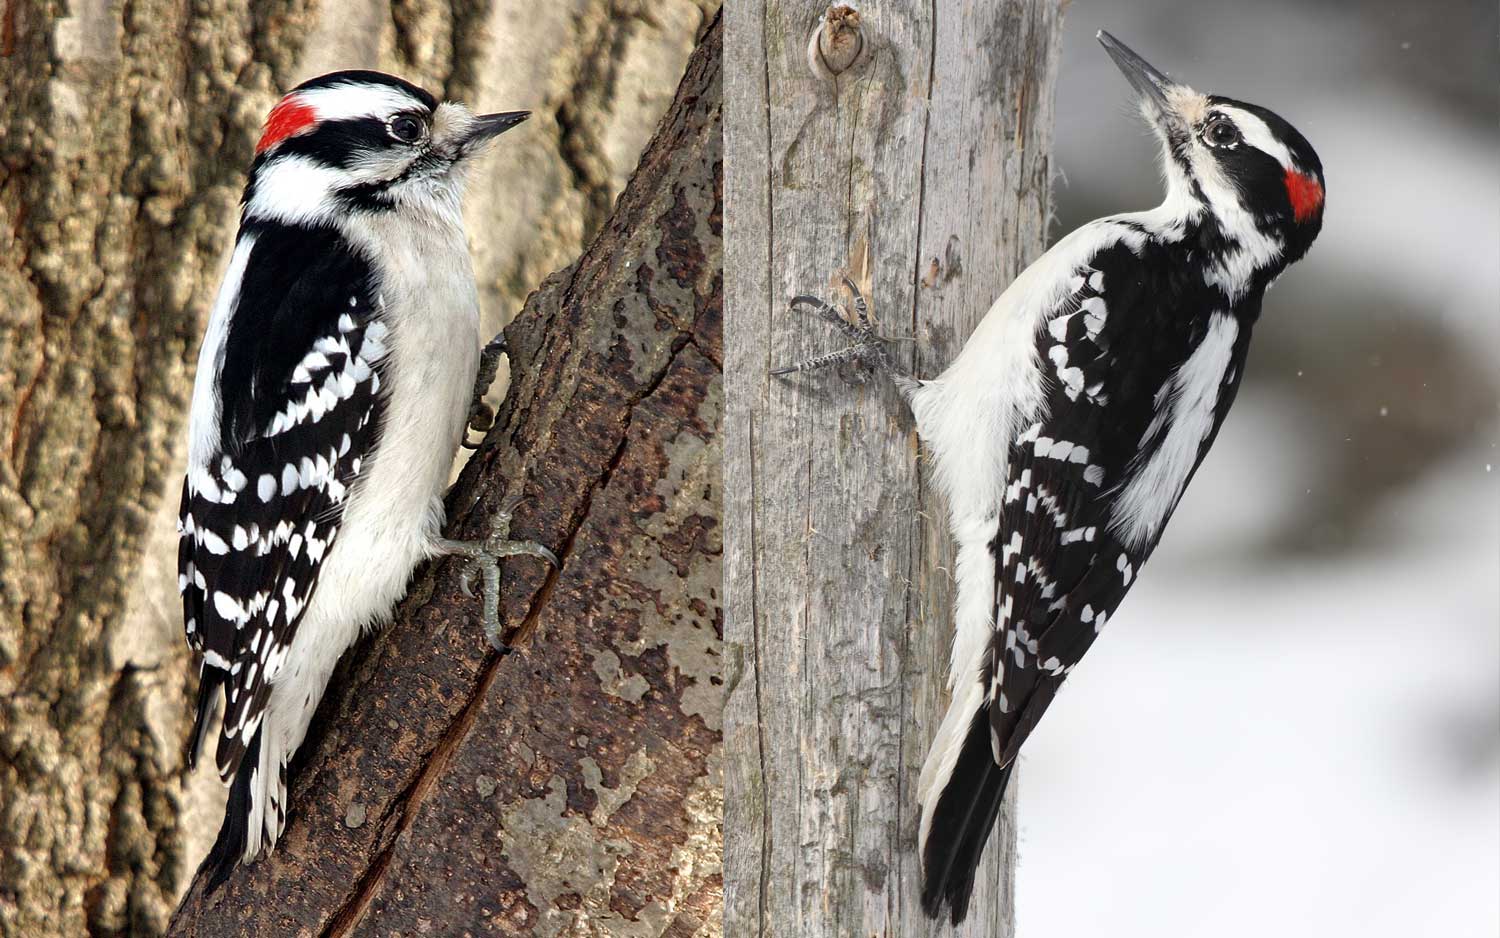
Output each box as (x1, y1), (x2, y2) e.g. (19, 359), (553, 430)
(770, 276), (919, 397)
(435, 494), (559, 652)
(463, 332), (508, 449)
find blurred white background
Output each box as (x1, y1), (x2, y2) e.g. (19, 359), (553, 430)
(1017, 2), (1500, 936)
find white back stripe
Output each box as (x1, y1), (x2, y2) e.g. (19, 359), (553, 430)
(188, 234), (257, 473)
(1110, 312), (1239, 551)
(243, 155), (346, 227)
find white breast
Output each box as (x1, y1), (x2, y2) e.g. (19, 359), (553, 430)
(312, 197), (482, 638)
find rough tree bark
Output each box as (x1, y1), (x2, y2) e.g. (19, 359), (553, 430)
(166, 11), (721, 937)
(0, 1), (708, 935)
(723, 3), (1062, 936)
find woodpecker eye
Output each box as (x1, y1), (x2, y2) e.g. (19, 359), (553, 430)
(388, 115), (426, 144)
(1203, 118), (1240, 148)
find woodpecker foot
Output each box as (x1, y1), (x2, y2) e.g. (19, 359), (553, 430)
(770, 276), (917, 394)
(463, 332), (508, 449)
(437, 495), (558, 652)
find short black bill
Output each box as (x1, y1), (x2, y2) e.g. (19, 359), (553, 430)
(466, 110), (531, 146)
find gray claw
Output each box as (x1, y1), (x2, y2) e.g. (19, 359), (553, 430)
(437, 496), (558, 650)
(773, 278), (915, 386)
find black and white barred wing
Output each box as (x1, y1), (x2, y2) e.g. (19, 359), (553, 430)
(179, 275), (387, 781)
(986, 256), (1148, 766)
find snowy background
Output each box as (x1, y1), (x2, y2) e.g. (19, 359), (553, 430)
(1017, 2), (1500, 936)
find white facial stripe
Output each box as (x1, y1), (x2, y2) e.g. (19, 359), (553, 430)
(1170, 104), (1287, 298)
(1214, 105), (1294, 169)
(245, 155), (344, 226)
(1193, 155), (1285, 298)
(294, 84), (426, 123)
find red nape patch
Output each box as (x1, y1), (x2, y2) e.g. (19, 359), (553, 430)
(255, 96), (318, 154)
(1284, 168), (1324, 223)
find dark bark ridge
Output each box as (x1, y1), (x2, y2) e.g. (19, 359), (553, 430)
(167, 12), (722, 937)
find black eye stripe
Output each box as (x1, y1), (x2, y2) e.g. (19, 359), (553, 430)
(252, 117), (391, 169)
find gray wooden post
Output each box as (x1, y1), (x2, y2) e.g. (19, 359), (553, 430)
(724, 2), (1066, 935)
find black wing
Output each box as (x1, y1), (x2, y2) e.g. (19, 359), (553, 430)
(985, 239), (1248, 766)
(179, 223), (387, 779)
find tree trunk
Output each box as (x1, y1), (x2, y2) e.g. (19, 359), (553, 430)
(722, 3), (1062, 935)
(0, 2), (708, 935)
(166, 10), (721, 937)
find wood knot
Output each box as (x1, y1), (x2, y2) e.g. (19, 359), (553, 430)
(807, 4), (865, 81)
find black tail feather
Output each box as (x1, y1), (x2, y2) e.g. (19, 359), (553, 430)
(920, 705), (1016, 925)
(186, 666), (224, 771)
(201, 728), (259, 893)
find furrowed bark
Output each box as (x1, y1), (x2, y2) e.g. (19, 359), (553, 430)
(723, 3), (1063, 935)
(0, 2), (707, 935)
(166, 12), (722, 936)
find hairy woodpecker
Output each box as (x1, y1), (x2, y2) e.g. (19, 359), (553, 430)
(774, 32), (1325, 922)
(178, 70), (557, 886)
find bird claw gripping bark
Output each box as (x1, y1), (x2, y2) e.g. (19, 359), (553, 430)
(771, 275), (918, 395)
(438, 494), (559, 653)
(463, 332), (508, 449)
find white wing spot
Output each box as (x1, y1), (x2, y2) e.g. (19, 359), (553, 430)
(200, 527), (229, 556)
(213, 590), (248, 623)
(1048, 314), (1074, 342)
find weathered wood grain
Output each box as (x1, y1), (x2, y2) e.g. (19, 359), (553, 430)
(723, 3), (1064, 935)
(166, 13), (722, 936)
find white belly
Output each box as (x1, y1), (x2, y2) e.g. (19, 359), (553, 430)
(255, 204), (481, 847)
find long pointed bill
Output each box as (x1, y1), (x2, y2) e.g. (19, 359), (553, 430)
(466, 110), (531, 147)
(1096, 30), (1175, 119)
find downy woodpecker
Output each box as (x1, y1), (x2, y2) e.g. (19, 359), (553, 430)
(178, 70), (557, 886)
(774, 32), (1325, 922)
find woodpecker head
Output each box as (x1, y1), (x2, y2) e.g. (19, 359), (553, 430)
(1097, 31), (1324, 275)
(241, 70), (528, 228)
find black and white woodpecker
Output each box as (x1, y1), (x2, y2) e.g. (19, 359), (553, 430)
(774, 32), (1325, 923)
(178, 70), (557, 885)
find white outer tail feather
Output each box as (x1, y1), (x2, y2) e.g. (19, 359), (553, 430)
(916, 676), (987, 855)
